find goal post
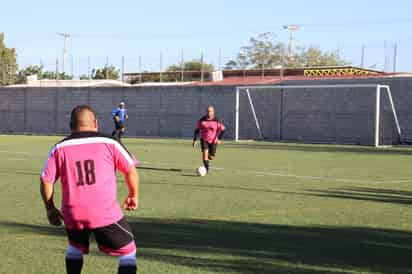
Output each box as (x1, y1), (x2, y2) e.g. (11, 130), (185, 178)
(235, 84), (402, 147)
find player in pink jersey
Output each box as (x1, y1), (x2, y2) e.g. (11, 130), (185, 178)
(192, 105), (225, 174)
(40, 105), (139, 274)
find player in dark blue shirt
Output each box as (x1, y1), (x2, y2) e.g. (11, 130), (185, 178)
(111, 102), (129, 141)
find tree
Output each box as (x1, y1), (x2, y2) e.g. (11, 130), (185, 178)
(226, 32), (348, 69)
(42, 71), (73, 80)
(0, 33), (18, 85)
(79, 74), (90, 80)
(17, 65), (72, 83)
(223, 60), (238, 70)
(17, 65), (43, 82)
(91, 65), (120, 80)
(166, 59), (215, 72)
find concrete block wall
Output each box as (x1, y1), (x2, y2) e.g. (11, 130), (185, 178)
(0, 85), (235, 139)
(0, 77), (411, 145)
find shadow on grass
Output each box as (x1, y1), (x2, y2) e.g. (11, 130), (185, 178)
(305, 186), (412, 206)
(225, 142), (412, 156)
(147, 181), (296, 195)
(139, 166), (183, 173)
(2, 218), (412, 273)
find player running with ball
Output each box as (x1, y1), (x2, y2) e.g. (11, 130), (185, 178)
(192, 105), (225, 174)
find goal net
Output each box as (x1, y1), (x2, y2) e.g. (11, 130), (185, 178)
(235, 84), (402, 147)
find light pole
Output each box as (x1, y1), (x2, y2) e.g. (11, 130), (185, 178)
(57, 33), (71, 74)
(283, 25), (300, 59)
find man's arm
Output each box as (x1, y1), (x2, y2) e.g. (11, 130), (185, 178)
(217, 129), (225, 140)
(122, 167), (139, 211)
(192, 128), (200, 148)
(216, 122), (225, 144)
(114, 114), (121, 123)
(40, 179), (63, 226)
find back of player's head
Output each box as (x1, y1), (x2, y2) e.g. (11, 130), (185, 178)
(70, 105), (97, 131)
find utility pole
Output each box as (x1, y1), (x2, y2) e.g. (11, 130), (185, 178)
(57, 33), (71, 74)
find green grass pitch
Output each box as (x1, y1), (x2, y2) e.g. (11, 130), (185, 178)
(1, 135), (412, 274)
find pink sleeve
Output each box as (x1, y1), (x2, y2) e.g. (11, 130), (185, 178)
(41, 148), (60, 184)
(113, 143), (139, 174)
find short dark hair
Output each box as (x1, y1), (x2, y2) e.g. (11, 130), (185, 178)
(70, 105), (97, 130)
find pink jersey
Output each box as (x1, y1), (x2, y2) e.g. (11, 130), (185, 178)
(41, 132), (138, 230)
(197, 116), (225, 144)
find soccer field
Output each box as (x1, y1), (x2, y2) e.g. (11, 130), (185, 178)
(1, 135), (412, 274)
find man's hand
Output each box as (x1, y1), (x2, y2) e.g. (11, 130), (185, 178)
(217, 140), (222, 145)
(123, 196), (138, 211)
(192, 140), (197, 148)
(47, 208), (63, 226)
(114, 116), (120, 123)
(124, 166), (139, 211)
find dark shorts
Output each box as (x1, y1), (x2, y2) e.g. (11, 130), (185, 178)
(114, 120), (125, 130)
(67, 217), (136, 256)
(200, 139), (218, 157)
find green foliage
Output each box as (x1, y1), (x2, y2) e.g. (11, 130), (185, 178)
(227, 32), (349, 69)
(17, 65), (72, 82)
(43, 71), (73, 80)
(79, 74), (90, 80)
(0, 33), (18, 85)
(91, 65), (120, 80)
(166, 59), (215, 72)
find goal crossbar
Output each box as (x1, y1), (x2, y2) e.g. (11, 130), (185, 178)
(235, 84), (402, 147)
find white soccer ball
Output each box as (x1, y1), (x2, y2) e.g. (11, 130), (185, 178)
(196, 166), (207, 177)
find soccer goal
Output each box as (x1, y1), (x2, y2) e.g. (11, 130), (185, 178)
(235, 84), (402, 147)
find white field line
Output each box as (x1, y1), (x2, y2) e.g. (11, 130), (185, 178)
(0, 150), (41, 156)
(0, 151), (409, 184)
(139, 161), (410, 184)
(6, 158), (29, 161)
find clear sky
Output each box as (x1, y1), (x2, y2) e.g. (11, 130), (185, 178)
(1, 0), (411, 76)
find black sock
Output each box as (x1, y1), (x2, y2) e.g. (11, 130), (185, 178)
(203, 160), (209, 172)
(65, 258), (83, 274)
(118, 265), (137, 274)
(112, 130), (116, 137)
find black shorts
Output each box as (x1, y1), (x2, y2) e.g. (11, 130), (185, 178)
(200, 139), (218, 157)
(114, 121), (124, 130)
(67, 217), (136, 256)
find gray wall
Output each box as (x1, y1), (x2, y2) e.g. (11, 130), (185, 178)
(0, 85), (236, 139)
(1, 77), (412, 145)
